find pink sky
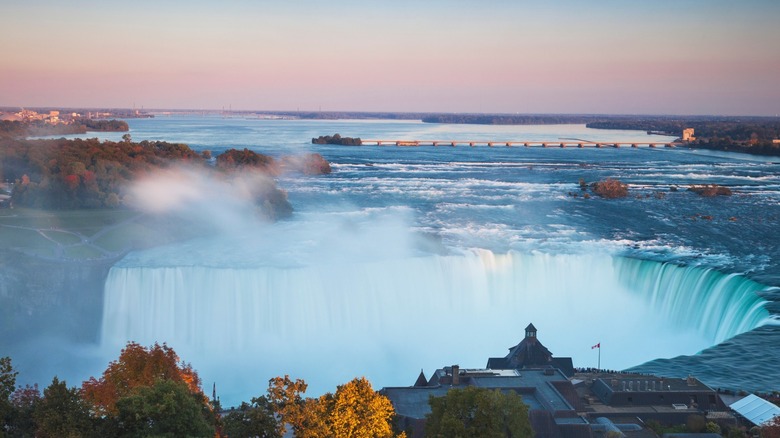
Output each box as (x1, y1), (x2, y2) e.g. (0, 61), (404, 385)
(1, 0), (779, 115)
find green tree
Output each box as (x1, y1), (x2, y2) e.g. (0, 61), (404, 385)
(113, 379), (215, 438)
(221, 396), (280, 438)
(424, 386), (532, 438)
(33, 377), (94, 438)
(0, 356), (18, 434)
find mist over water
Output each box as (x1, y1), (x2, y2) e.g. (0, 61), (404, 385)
(102, 216), (772, 404)
(31, 116), (780, 402)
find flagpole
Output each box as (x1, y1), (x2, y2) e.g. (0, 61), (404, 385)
(598, 345), (601, 371)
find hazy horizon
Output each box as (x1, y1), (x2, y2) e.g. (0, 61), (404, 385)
(2, 0), (779, 116)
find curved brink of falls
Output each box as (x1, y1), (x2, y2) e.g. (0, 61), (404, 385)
(613, 257), (772, 344)
(99, 250), (772, 401)
(101, 249), (771, 352)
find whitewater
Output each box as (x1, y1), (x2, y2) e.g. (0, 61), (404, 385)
(83, 116), (780, 404)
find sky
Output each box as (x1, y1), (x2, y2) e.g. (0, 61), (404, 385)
(1, 0), (779, 115)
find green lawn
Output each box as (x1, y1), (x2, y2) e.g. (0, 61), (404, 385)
(0, 207), (196, 260)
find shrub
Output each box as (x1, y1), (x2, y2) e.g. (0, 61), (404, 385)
(590, 178), (628, 199)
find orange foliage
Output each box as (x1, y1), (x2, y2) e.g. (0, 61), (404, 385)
(81, 342), (202, 416)
(591, 178), (629, 199)
(763, 416), (780, 438)
(267, 375), (396, 438)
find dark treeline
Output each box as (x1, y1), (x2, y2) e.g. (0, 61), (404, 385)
(0, 138), (307, 219)
(587, 116), (780, 156)
(0, 119), (129, 138)
(586, 116), (780, 140)
(0, 345), (402, 438)
(311, 133), (361, 146)
(422, 114), (599, 125)
(1, 137), (203, 209)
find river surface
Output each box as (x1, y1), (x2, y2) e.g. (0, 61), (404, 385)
(51, 116), (780, 404)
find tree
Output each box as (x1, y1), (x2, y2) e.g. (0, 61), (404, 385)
(8, 384), (41, 437)
(762, 415), (780, 438)
(424, 386), (533, 438)
(590, 178), (628, 199)
(266, 375), (399, 438)
(267, 375), (309, 436)
(221, 396), (280, 438)
(81, 342), (203, 416)
(1, 356), (18, 433)
(33, 377), (94, 438)
(329, 377), (395, 438)
(113, 379), (215, 438)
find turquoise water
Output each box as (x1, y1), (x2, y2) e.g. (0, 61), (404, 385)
(62, 115), (780, 403)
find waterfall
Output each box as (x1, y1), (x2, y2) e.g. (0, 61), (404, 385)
(100, 249), (772, 403)
(613, 257), (771, 344)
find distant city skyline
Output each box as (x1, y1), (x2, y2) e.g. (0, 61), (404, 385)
(1, 0), (779, 116)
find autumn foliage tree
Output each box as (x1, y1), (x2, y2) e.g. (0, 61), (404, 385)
(267, 375), (399, 438)
(590, 178), (629, 199)
(81, 342), (203, 416)
(762, 415), (780, 438)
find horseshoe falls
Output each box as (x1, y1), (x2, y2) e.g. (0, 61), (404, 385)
(94, 117), (780, 404)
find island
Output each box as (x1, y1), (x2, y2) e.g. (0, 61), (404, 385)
(311, 133), (362, 146)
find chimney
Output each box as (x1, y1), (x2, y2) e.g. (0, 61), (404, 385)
(452, 365), (460, 385)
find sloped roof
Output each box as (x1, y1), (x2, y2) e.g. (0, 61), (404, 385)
(505, 336), (553, 368)
(729, 394), (780, 426)
(414, 370), (428, 387)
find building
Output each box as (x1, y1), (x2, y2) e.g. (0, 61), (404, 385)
(383, 367), (589, 438)
(582, 374), (732, 426)
(486, 323), (575, 377)
(382, 323), (735, 438)
(382, 323), (587, 438)
(682, 128), (695, 142)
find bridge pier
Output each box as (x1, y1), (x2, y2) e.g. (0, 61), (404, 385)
(631, 144), (638, 148)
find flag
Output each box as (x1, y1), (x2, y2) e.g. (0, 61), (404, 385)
(591, 343), (600, 349)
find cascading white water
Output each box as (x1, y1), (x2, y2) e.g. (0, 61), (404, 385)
(613, 257), (771, 343)
(101, 248), (771, 404)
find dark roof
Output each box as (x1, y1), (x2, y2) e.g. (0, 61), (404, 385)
(551, 358), (575, 378)
(414, 370), (428, 387)
(526, 322), (537, 332)
(505, 336), (553, 368)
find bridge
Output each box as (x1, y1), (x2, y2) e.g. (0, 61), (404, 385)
(358, 140), (680, 148)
